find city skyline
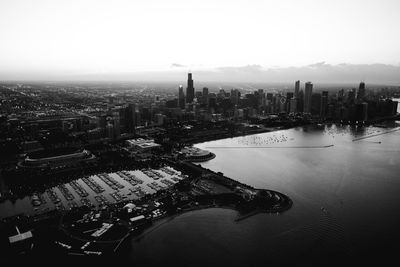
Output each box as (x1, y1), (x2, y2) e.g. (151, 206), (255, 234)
(1, 68), (399, 266)
(1, 0), (400, 265)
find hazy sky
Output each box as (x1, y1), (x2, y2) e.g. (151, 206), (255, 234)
(0, 0), (400, 78)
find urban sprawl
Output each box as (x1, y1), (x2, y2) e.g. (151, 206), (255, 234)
(0, 74), (398, 259)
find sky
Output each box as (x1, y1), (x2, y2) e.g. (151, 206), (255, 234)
(0, 0), (400, 81)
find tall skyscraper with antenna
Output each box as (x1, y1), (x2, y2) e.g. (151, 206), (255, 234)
(186, 73), (194, 103)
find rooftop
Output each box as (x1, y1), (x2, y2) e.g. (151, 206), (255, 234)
(27, 147), (83, 159)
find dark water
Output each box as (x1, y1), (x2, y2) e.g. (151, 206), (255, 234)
(120, 123), (400, 266)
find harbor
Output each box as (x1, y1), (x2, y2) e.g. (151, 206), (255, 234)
(0, 166), (186, 219)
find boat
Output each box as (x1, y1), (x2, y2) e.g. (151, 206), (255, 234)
(31, 194), (42, 206)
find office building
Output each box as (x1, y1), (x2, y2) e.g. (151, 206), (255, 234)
(311, 93), (322, 116)
(186, 73), (195, 103)
(321, 91), (328, 117)
(357, 82), (366, 101)
(304, 82), (313, 113)
(295, 80), (300, 98)
(178, 85), (185, 109)
(202, 87), (209, 106)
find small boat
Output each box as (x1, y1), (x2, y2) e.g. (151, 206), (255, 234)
(31, 194), (42, 206)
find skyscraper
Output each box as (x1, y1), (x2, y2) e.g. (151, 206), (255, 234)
(355, 102), (368, 122)
(357, 82), (366, 101)
(178, 85), (185, 109)
(290, 98), (297, 113)
(298, 90), (304, 112)
(125, 103), (140, 134)
(230, 89), (240, 105)
(311, 93), (322, 116)
(112, 111), (120, 138)
(202, 87), (209, 105)
(321, 91), (328, 117)
(186, 73), (194, 103)
(295, 80), (300, 98)
(257, 89), (265, 109)
(337, 89), (345, 102)
(304, 82), (313, 113)
(286, 92), (294, 113)
(347, 89), (356, 104)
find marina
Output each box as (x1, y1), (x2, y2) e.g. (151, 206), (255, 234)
(69, 181), (89, 198)
(0, 166), (185, 219)
(82, 177), (105, 194)
(98, 173), (125, 190)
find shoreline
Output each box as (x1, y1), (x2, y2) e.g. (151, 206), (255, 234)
(182, 114), (399, 147)
(11, 118), (400, 257)
(117, 192), (293, 253)
(3, 119), (398, 220)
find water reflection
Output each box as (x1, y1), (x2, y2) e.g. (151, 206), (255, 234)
(123, 123), (400, 265)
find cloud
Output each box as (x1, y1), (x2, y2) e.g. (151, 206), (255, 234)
(1, 63), (400, 86)
(171, 63), (186, 68)
(216, 64), (263, 73)
(307, 61), (329, 68)
(189, 63), (400, 85)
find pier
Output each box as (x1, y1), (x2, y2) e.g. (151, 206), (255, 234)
(352, 127), (400, 142)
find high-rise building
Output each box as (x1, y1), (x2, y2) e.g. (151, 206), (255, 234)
(347, 89), (356, 104)
(186, 73), (194, 103)
(208, 93), (217, 111)
(273, 94), (281, 113)
(304, 82), (313, 113)
(311, 93), (322, 116)
(357, 82), (366, 101)
(230, 89), (240, 105)
(337, 89), (345, 102)
(321, 91), (328, 118)
(178, 85), (185, 109)
(295, 80), (300, 98)
(286, 92), (294, 113)
(298, 90), (304, 113)
(125, 104), (139, 134)
(118, 107), (127, 133)
(112, 111), (120, 138)
(257, 89), (265, 109)
(195, 91), (203, 100)
(355, 102), (368, 122)
(202, 87), (209, 105)
(290, 98), (297, 113)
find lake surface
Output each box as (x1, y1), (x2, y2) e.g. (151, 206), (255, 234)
(121, 122), (400, 266)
